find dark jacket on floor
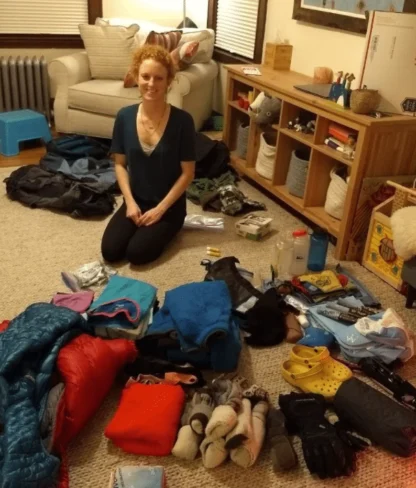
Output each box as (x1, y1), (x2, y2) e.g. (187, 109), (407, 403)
(4, 165), (115, 217)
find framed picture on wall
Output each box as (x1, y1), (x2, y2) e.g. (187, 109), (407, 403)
(293, 0), (416, 34)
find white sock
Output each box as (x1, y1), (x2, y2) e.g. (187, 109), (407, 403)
(172, 425), (202, 461)
(225, 398), (252, 449)
(230, 400), (269, 468)
(200, 436), (228, 469)
(205, 405), (238, 440)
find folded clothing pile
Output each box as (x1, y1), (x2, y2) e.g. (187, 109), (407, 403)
(88, 275), (157, 340)
(105, 382), (185, 456)
(139, 281), (241, 372)
(308, 300), (413, 364)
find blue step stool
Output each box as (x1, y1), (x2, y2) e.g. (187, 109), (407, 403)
(0, 109), (52, 156)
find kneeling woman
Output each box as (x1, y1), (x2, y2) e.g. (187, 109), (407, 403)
(101, 45), (196, 265)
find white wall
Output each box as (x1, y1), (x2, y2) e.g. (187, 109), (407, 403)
(214, 0), (367, 113)
(264, 0), (366, 79)
(103, 0), (208, 29)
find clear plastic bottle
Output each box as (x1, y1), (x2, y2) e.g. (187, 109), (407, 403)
(275, 232), (294, 281)
(290, 229), (310, 276)
(308, 228), (329, 271)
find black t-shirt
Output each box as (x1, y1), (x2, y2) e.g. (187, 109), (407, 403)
(111, 104), (196, 220)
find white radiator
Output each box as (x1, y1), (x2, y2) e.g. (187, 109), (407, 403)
(0, 56), (51, 123)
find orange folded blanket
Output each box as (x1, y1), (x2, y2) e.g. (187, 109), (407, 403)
(105, 382), (185, 456)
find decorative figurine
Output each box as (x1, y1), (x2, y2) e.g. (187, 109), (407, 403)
(304, 120), (316, 134)
(248, 92), (281, 126)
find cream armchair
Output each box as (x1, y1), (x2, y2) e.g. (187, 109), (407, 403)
(49, 51), (218, 138)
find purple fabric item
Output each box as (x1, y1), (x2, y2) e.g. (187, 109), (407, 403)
(52, 291), (95, 313)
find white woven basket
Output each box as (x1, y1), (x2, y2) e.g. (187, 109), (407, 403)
(324, 167), (348, 220)
(255, 132), (276, 180)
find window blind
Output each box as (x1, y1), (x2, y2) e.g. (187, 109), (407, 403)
(215, 0), (260, 59)
(0, 0), (88, 34)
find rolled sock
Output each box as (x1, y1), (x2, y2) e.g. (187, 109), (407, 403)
(172, 425), (202, 461)
(200, 436), (228, 469)
(225, 398), (252, 449)
(205, 405), (238, 440)
(212, 379), (243, 411)
(189, 389), (216, 435)
(266, 407), (297, 472)
(230, 400), (269, 468)
(243, 385), (269, 403)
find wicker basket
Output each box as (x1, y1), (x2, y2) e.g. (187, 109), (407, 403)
(350, 89), (379, 114)
(235, 123), (250, 159)
(286, 148), (310, 198)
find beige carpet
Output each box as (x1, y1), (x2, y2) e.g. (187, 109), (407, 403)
(1, 166), (415, 488)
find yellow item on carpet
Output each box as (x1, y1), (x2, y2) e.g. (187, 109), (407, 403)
(290, 345), (353, 382)
(299, 270), (343, 293)
(281, 360), (343, 400)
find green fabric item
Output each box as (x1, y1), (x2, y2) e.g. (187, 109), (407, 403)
(200, 189), (221, 212)
(187, 171), (237, 205)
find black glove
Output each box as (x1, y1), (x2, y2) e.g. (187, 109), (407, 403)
(279, 392), (356, 479)
(334, 421), (370, 452)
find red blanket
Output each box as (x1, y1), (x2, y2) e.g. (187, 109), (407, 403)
(105, 382), (185, 456)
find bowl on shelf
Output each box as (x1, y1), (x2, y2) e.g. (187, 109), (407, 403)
(350, 89), (380, 114)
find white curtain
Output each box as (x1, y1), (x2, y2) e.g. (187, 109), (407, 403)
(0, 0), (88, 34)
(215, 0), (260, 58)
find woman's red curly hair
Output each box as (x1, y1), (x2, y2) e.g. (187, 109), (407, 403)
(130, 44), (176, 83)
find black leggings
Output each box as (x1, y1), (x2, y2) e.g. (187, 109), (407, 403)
(101, 202), (183, 265)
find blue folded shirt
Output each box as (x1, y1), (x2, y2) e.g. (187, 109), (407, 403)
(88, 275), (157, 329)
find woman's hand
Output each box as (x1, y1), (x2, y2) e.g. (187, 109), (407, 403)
(126, 200), (142, 226)
(137, 205), (166, 227)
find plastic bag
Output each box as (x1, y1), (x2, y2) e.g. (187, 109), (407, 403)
(184, 214), (224, 231)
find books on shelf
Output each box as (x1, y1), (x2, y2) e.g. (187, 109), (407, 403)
(328, 123), (357, 144)
(324, 137), (344, 152)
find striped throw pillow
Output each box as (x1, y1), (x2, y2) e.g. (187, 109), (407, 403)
(145, 30), (182, 52)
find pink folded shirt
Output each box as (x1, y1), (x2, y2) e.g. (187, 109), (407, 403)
(52, 291), (95, 313)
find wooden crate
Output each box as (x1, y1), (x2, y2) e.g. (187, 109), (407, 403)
(363, 181), (416, 290)
(363, 197), (404, 290)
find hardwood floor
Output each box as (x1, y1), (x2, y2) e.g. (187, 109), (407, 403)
(0, 140), (47, 169)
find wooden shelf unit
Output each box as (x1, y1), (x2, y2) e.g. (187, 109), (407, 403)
(223, 64), (416, 261)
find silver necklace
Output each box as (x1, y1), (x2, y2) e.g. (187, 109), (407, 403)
(139, 104), (167, 135)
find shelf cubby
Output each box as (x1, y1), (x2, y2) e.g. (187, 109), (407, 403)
(230, 79), (254, 102)
(228, 100), (249, 115)
(273, 132), (311, 188)
(314, 115), (358, 164)
(303, 150), (337, 208)
(227, 108), (250, 155)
